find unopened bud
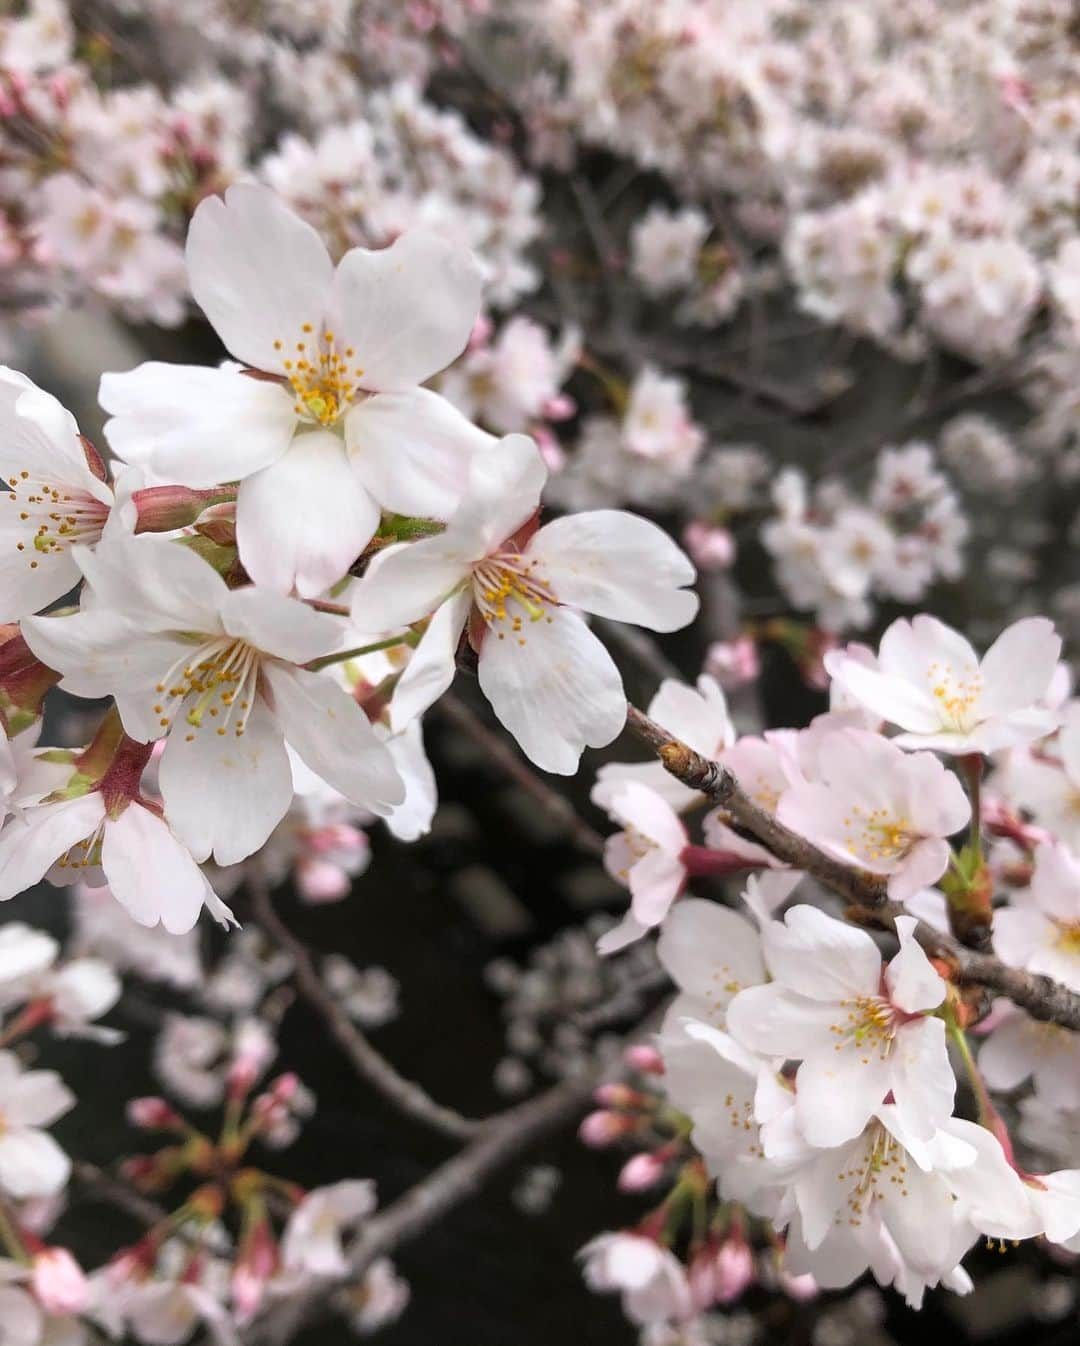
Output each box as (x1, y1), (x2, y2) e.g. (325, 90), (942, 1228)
(623, 1044), (665, 1075)
(616, 1152), (667, 1193)
(682, 522), (736, 571)
(127, 1097), (183, 1131)
(593, 1083), (649, 1109)
(578, 1110), (635, 1147)
(714, 1237), (755, 1304)
(133, 484), (234, 535)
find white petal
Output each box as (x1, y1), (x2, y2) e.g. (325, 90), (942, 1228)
(978, 617), (1062, 717)
(74, 533), (228, 631)
(346, 388), (493, 520)
(388, 589), (470, 732)
(761, 903), (881, 1000)
(221, 585), (344, 664)
(825, 656), (942, 734)
(606, 782), (686, 853)
(334, 229), (482, 390)
(525, 511), (699, 632)
(657, 899), (765, 1007)
(99, 363), (295, 487)
(647, 675), (734, 756)
(885, 916), (946, 1012)
(350, 540), (471, 633)
(102, 803), (235, 933)
(889, 1017), (955, 1141)
(6, 1063), (74, 1126)
(382, 719), (438, 842)
(725, 983), (850, 1059)
(628, 848), (684, 927)
(0, 795), (106, 900)
(159, 697), (293, 865)
(186, 184), (334, 372)
(0, 547), (83, 623)
(446, 434), (548, 554)
(795, 1046), (893, 1147)
(477, 605), (626, 775)
(0, 1129), (70, 1197)
(0, 367), (100, 491)
(263, 665), (404, 812)
(235, 429), (379, 598)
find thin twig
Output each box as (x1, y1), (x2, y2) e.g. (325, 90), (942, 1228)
(625, 704), (1080, 1031)
(248, 874), (485, 1141)
(438, 693), (606, 857)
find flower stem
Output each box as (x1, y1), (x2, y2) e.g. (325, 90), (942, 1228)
(305, 633), (417, 672)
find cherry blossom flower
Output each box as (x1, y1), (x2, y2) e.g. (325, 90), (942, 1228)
(99, 183), (491, 597)
(978, 1001), (1080, 1110)
(656, 898), (766, 1032)
(993, 840), (1080, 992)
(727, 907), (954, 1145)
(0, 368), (115, 622)
(350, 435), (698, 773)
(580, 1233), (693, 1327)
(825, 614), (1062, 754)
(776, 728), (970, 901)
(0, 1049), (74, 1198)
(280, 1180), (376, 1278)
(22, 535), (403, 864)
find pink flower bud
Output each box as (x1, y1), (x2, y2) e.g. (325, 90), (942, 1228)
(705, 636), (760, 690)
(617, 1152), (666, 1193)
(33, 1248), (91, 1316)
(593, 1083), (648, 1109)
(578, 1110), (634, 1147)
(132, 484), (233, 534)
(270, 1072), (299, 1103)
(296, 857), (350, 904)
(467, 313), (493, 351)
(714, 1237), (755, 1304)
(778, 1269), (819, 1301)
(623, 1044), (665, 1075)
(682, 522), (736, 571)
(127, 1097), (182, 1130)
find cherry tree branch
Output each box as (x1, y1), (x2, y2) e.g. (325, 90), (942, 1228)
(625, 704), (1080, 1031)
(438, 693), (606, 857)
(248, 874), (486, 1141)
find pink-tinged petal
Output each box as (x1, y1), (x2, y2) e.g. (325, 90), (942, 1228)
(606, 782), (686, 853)
(221, 586), (344, 665)
(477, 604), (626, 775)
(186, 184), (334, 372)
(235, 430), (379, 598)
(381, 719), (437, 842)
(628, 848), (684, 928)
(99, 363), (295, 488)
(889, 1016), (955, 1141)
(334, 230), (482, 391)
(159, 696), (293, 865)
(886, 839), (951, 903)
(885, 916), (946, 1012)
(795, 1045), (893, 1147)
(0, 795), (106, 900)
(991, 906), (1053, 969)
(102, 803), (235, 934)
(657, 899), (765, 1004)
(1027, 943), (1080, 993)
(1034, 1170), (1080, 1245)
(761, 903), (882, 1000)
(351, 540), (472, 633)
(388, 589), (471, 732)
(524, 511), (698, 632)
(0, 1130), (70, 1198)
(263, 665), (404, 813)
(1025, 841), (1080, 923)
(904, 752), (971, 837)
(977, 1009), (1033, 1093)
(977, 617), (1062, 717)
(825, 656), (941, 734)
(346, 388), (493, 520)
(593, 759), (699, 815)
(881, 614), (979, 686)
(725, 983), (849, 1059)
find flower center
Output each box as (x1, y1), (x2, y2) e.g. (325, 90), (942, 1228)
(1052, 921), (1080, 957)
(471, 553), (557, 646)
(832, 996), (897, 1061)
(837, 1122), (910, 1226)
(4, 471), (110, 571)
(153, 637), (261, 741)
(56, 818), (107, 873)
(925, 660), (983, 731)
(841, 806), (914, 864)
(275, 325), (366, 427)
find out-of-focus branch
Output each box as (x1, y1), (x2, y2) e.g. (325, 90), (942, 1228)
(625, 704), (1080, 1031)
(438, 693), (606, 857)
(248, 874), (485, 1142)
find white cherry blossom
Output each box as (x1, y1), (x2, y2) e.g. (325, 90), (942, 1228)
(727, 907), (954, 1145)
(825, 615), (1062, 754)
(350, 435), (698, 774)
(0, 1050), (74, 1198)
(777, 728), (970, 901)
(22, 535), (403, 864)
(99, 183), (491, 597)
(992, 840), (1080, 992)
